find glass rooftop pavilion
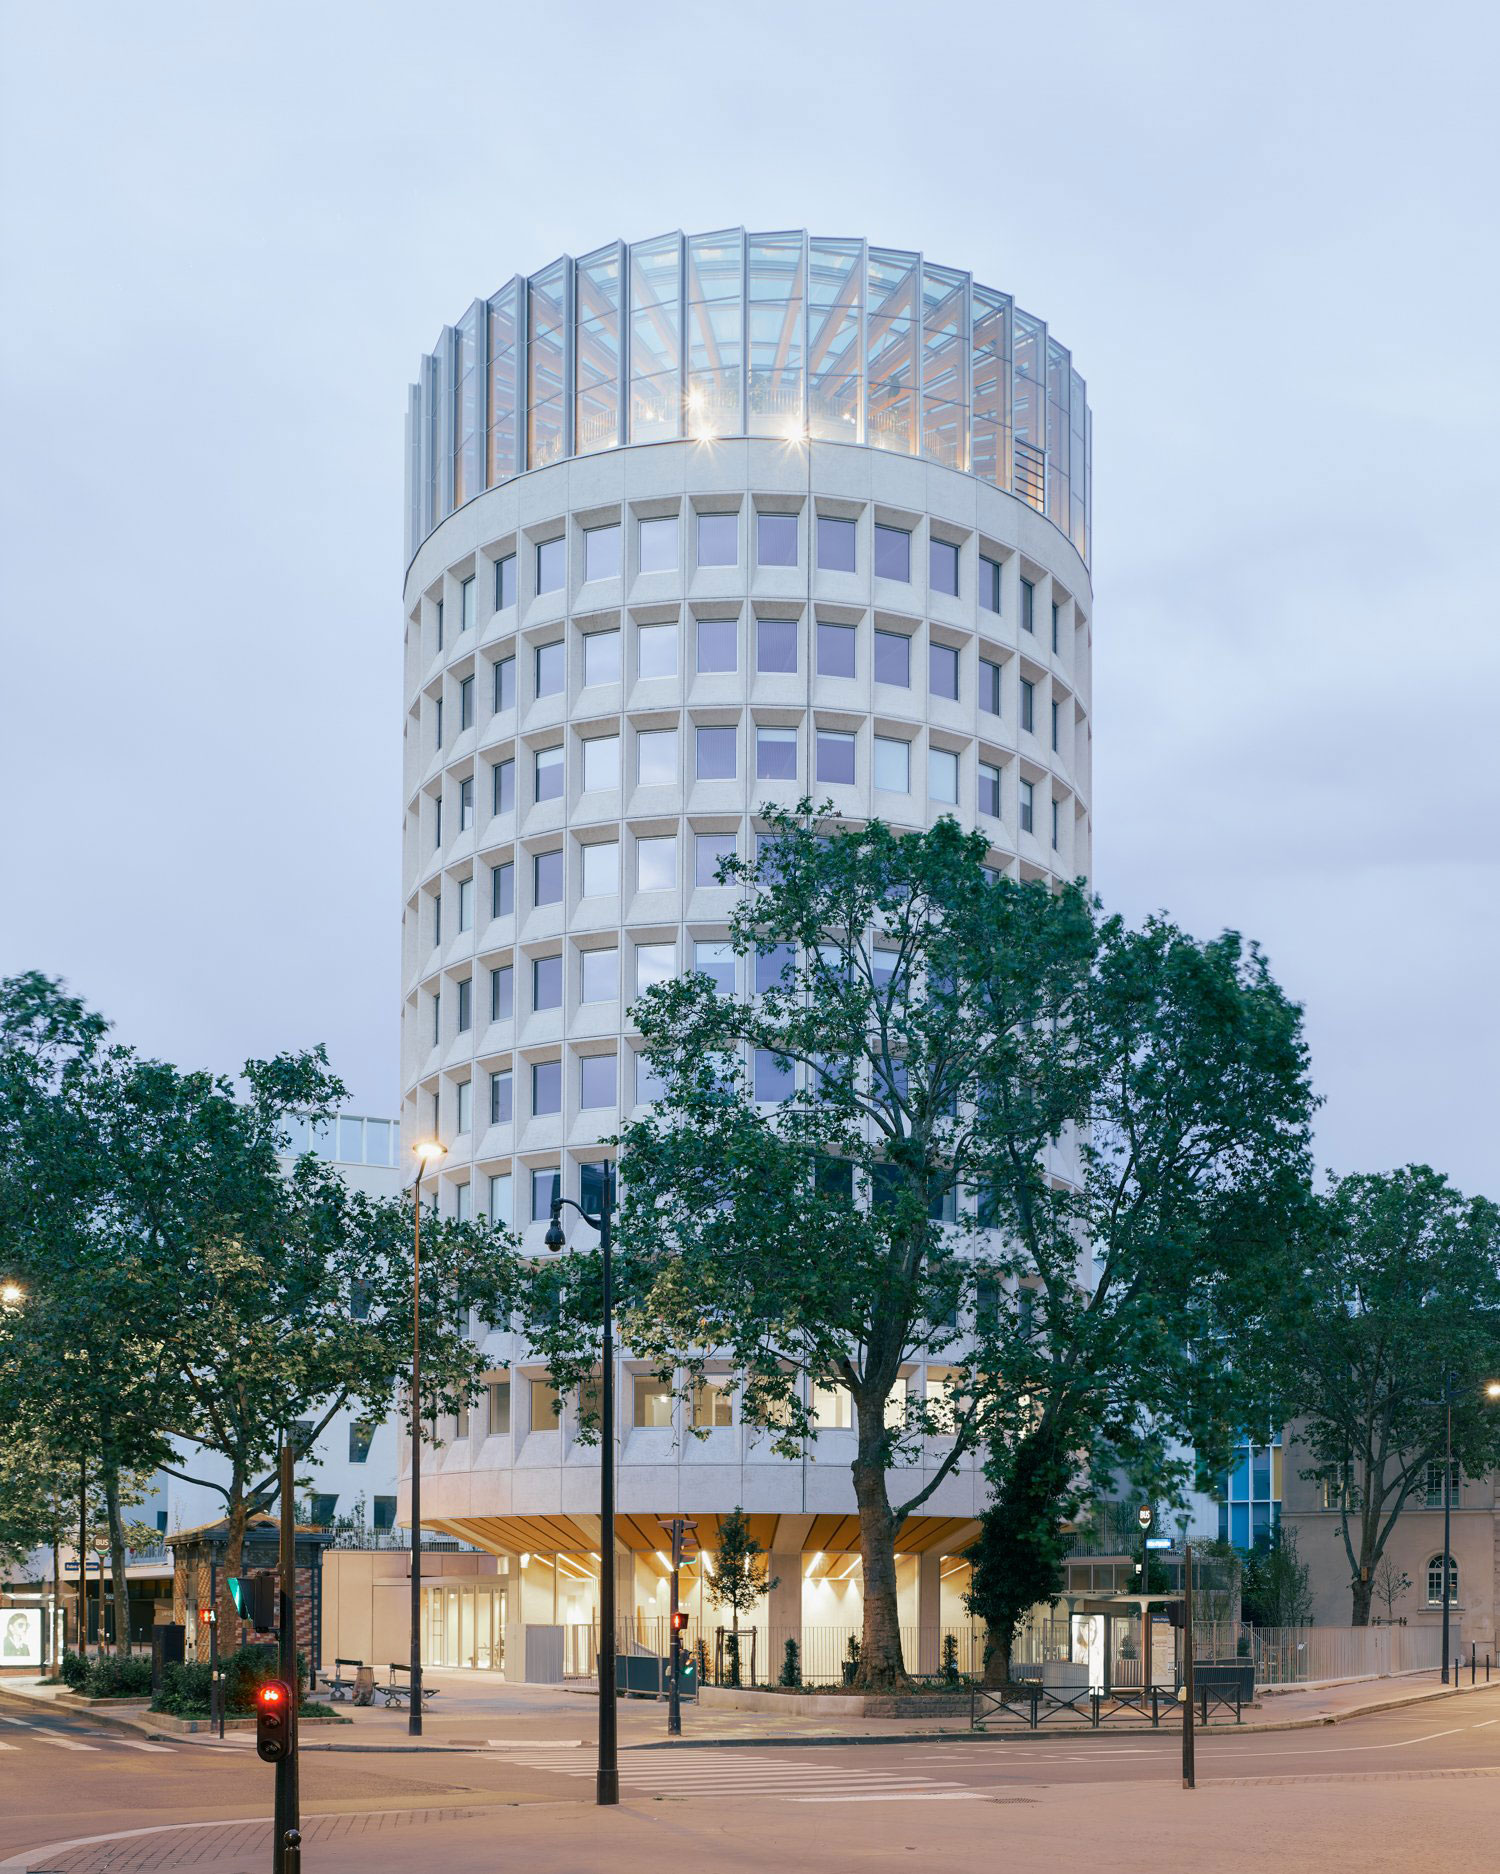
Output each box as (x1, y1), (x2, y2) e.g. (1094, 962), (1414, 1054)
(407, 227), (1091, 568)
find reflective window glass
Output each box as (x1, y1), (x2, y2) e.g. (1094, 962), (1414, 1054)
(696, 831), (736, 887)
(490, 1070), (512, 1124)
(816, 516), (856, 572)
(874, 524), (910, 581)
(1020, 578), (1035, 632)
(457, 876), (473, 931)
(756, 616), (798, 673)
(693, 940), (736, 995)
(874, 629), (910, 687)
(461, 576), (476, 633)
(816, 729), (855, 785)
(535, 641), (564, 697)
(696, 725), (737, 780)
(494, 654), (516, 712)
(579, 1054), (616, 1110)
(873, 735), (909, 793)
(489, 964), (513, 1021)
(929, 642), (959, 700)
(531, 1059), (561, 1115)
(929, 537), (959, 596)
(580, 946), (618, 1002)
(583, 629), (620, 687)
(639, 515), (678, 573)
(755, 943), (795, 994)
(756, 726), (797, 780)
(978, 762), (1001, 818)
(533, 848), (564, 905)
(459, 674), (474, 730)
(579, 1159), (611, 1216)
(491, 860), (513, 918)
(637, 728), (677, 785)
(495, 554), (517, 611)
(928, 746), (959, 804)
(634, 1376), (673, 1427)
(697, 512), (738, 567)
(1019, 778), (1035, 833)
(489, 1172), (512, 1225)
(580, 841), (618, 897)
(757, 512), (798, 566)
(635, 942), (674, 991)
(458, 775), (474, 830)
(697, 617), (737, 673)
(637, 623), (677, 679)
(536, 538), (565, 595)
(532, 953), (563, 1010)
(1020, 677), (1036, 734)
(635, 1052), (666, 1103)
(534, 744), (563, 802)
(754, 1048), (793, 1103)
(816, 622), (856, 678)
(581, 735), (619, 791)
(979, 555), (1001, 613)
(637, 834), (676, 890)
(584, 525), (621, 583)
(980, 659), (1002, 716)
(530, 1167), (560, 1222)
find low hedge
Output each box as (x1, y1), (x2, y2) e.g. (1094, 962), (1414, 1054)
(151, 1642), (310, 1718)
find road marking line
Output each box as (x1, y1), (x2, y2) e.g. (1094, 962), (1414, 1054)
(0, 1743), (15, 1750)
(0, 1717), (31, 1727)
(794, 1791), (991, 1803)
(114, 1740), (174, 1753)
(1473, 1719), (1498, 1729)
(36, 1737), (97, 1751)
(487, 1737), (584, 1748)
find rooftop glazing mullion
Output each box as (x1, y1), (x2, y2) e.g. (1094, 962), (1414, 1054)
(409, 228), (1089, 565)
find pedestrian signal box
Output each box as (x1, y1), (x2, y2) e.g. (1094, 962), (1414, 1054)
(255, 1680), (291, 1762)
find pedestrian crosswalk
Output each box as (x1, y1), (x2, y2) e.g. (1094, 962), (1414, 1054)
(0, 1716), (178, 1754)
(493, 1744), (987, 1804)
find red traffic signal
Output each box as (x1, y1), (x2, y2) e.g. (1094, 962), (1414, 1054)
(255, 1679), (292, 1762)
(669, 1610), (689, 1633)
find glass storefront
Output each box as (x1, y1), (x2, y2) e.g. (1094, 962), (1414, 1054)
(421, 1581), (508, 1671)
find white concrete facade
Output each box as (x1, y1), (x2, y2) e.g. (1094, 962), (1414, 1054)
(400, 446), (1091, 1656)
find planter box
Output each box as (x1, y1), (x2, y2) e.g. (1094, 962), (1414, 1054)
(699, 1686), (970, 1719)
(54, 1693), (152, 1713)
(145, 1709), (350, 1734)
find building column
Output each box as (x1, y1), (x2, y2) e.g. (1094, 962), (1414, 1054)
(769, 1554), (803, 1684)
(917, 1552), (942, 1675)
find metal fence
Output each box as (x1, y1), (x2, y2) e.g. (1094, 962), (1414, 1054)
(1247, 1624), (1451, 1684)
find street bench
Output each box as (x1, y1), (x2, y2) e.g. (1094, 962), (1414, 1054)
(379, 1662), (440, 1709)
(322, 1657), (364, 1701)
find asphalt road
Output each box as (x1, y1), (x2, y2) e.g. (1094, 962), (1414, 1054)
(2, 1686), (1498, 1873)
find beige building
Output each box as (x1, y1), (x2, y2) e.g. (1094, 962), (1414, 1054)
(1281, 1437), (1498, 1658)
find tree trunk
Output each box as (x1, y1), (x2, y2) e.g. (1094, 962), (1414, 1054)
(102, 1461), (132, 1655)
(982, 1625), (1013, 1688)
(851, 1431), (906, 1689)
(219, 1469), (249, 1640)
(1350, 1573), (1374, 1626)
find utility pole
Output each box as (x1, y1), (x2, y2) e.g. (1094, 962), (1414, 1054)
(273, 1434), (300, 1873)
(1181, 1541), (1196, 1791)
(78, 1459), (88, 1657)
(1440, 1372), (1454, 1685)
(208, 1558), (221, 1739)
(663, 1517), (697, 1736)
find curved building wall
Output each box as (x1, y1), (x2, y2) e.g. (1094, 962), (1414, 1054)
(400, 244), (1093, 1665)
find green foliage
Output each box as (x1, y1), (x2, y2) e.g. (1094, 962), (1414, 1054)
(148, 1641), (309, 1718)
(151, 1659), (213, 1715)
(1239, 1526), (1314, 1628)
(1270, 1166), (1500, 1622)
(780, 1638), (802, 1687)
(79, 1653), (154, 1698)
(941, 1632), (961, 1686)
(58, 1650), (88, 1691)
(966, 1433), (1076, 1686)
(705, 1508), (777, 1623)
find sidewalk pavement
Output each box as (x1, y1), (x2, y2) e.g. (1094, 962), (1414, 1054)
(4, 1662), (1494, 1752)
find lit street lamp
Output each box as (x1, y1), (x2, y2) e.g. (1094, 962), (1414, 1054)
(1439, 1375), (1500, 1685)
(408, 1137), (446, 1737)
(0, 1281), (24, 1308)
(545, 1163), (619, 1807)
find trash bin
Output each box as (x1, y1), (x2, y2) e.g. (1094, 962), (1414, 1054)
(353, 1666), (375, 1706)
(152, 1624), (185, 1692)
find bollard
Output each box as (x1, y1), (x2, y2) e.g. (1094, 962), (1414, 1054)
(282, 1829), (301, 1874)
(1471, 1644), (1476, 1684)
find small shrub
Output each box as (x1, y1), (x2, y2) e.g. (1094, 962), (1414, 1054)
(58, 1651), (89, 1691)
(83, 1653), (153, 1699)
(152, 1659), (214, 1715)
(941, 1633), (961, 1687)
(779, 1638), (802, 1688)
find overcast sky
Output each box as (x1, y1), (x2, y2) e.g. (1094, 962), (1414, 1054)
(2, 0), (1495, 1195)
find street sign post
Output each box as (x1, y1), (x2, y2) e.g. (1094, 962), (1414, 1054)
(1181, 1542), (1196, 1790)
(661, 1517), (698, 1737)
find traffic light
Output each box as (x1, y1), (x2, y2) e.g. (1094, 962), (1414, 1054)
(227, 1577), (243, 1615)
(198, 1606), (214, 1628)
(247, 1572), (278, 1633)
(1164, 1599), (1187, 1629)
(255, 1680), (292, 1762)
(670, 1610), (689, 1635)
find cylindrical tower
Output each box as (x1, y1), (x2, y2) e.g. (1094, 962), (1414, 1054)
(400, 229), (1092, 1673)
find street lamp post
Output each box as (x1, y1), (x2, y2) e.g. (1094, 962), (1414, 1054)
(1440, 1372), (1454, 1685)
(545, 1164), (619, 1808)
(408, 1138), (446, 1738)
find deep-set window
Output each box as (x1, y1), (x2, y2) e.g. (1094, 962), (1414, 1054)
(757, 511), (798, 566)
(929, 537), (959, 596)
(816, 515), (856, 572)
